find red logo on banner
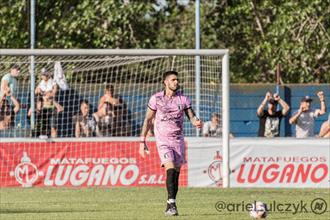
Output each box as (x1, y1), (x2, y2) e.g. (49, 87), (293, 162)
(204, 151), (223, 187)
(9, 152), (44, 187)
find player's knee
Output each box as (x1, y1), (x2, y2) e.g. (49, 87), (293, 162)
(164, 161), (175, 170)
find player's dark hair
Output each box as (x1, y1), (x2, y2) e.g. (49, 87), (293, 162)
(163, 70), (178, 82)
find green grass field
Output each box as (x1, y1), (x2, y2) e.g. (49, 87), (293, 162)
(0, 187), (329, 220)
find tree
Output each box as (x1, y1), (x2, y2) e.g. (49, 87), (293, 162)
(1, 0), (329, 83)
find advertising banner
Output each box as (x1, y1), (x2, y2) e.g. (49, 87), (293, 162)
(0, 141), (188, 187)
(1, 138), (328, 188)
(187, 138), (330, 188)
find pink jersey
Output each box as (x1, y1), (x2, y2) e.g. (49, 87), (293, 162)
(148, 91), (191, 141)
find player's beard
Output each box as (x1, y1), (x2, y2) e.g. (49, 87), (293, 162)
(169, 84), (179, 92)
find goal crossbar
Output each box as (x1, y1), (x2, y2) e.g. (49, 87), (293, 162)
(0, 49), (228, 56)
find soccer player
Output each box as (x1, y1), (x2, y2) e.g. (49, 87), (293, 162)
(139, 70), (202, 216)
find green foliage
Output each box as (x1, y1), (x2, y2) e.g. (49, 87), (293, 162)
(208, 0), (330, 83)
(0, 0), (329, 83)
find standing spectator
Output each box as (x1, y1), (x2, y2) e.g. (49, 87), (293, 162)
(28, 92), (63, 138)
(0, 88), (20, 130)
(74, 100), (96, 137)
(289, 91), (327, 138)
(257, 92), (290, 137)
(0, 64), (20, 100)
(318, 114), (330, 138)
(35, 68), (57, 98)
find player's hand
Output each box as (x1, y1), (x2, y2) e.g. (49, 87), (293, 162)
(273, 93), (280, 101)
(317, 91), (324, 101)
(139, 142), (150, 158)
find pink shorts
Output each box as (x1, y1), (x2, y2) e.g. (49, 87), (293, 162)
(156, 138), (186, 167)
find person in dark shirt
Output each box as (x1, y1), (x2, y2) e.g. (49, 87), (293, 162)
(74, 100), (96, 138)
(257, 92), (290, 137)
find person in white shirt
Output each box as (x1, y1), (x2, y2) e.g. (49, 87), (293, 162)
(289, 91), (327, 138)
(35, 68), (57, 98)
(203, 112), (234, 137)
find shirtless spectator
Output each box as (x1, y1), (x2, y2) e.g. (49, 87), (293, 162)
(97, 85), (131, 136)
(35, 68), (57, 98)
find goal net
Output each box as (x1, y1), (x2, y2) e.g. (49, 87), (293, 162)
(0, 49), (229, 188)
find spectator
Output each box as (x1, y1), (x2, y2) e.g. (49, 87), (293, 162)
(0, 64), (20, 100)
(93, 101), (115, 137)
(35, 68), (57, 98)
(74, 100), (96, 137)
(289, 91), (327, 138)
(203, 113), (234, 137)
(98, 85), (120, 111)
(318, 114), (330, 138)
(98, 85), (131, 136)
(28, 92), (63, 138)
(203, 113), (221, 137)
(0, 88), (20, 130)
(257, 92), (290, 137)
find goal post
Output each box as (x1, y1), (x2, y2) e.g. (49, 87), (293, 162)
(0, 49), (230, 188)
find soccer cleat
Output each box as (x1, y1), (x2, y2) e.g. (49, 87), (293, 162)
(165, 202), (178, 216)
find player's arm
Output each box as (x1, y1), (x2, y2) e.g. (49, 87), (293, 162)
(139, 107), (156, 158)
(184, 108), (202, 128)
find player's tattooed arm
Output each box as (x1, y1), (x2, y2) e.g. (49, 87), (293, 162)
(185, 108), (202, 128)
